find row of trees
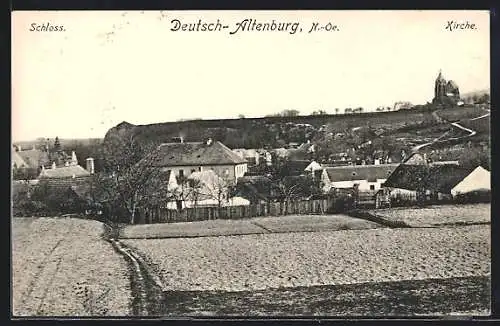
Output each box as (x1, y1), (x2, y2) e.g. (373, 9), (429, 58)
(265, 108), (367, 117)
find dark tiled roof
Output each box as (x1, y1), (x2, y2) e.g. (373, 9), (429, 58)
(282, 160), (312, 175)
(324, 164), (399, 182)
(153, 141), (247, 167)
(383, 165), (428, 190)
(383, 164), (474, 193)
(39, 165), (91, 179)
(426, 165), (473, 193)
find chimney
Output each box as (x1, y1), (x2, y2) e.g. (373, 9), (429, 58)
(180, 136), (184, 143)
(18, 145), (22, 151)
(52, 162), (56, 169)
(86, 157), (95, 174)
(32, 144), (36, 150)
(65, 161), (69, 167)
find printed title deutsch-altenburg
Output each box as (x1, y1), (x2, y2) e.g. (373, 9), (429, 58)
(170, 19), (301, 35)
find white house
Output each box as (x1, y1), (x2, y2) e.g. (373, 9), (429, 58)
(152, 139), (248, 183)
(321, 164), (399, 193)
(451, 166), (490, 196)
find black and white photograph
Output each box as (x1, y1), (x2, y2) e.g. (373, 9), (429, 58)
(11, 10), (491, 317)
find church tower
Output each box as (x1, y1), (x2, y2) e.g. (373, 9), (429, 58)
(434, 70), (447, 101)
(432, 70), (460, 106)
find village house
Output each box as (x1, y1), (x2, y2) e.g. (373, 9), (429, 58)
(20, 154), (98, 214)
(382, 163), (486, 202)
(320, 163), (400, 193)
(151, 138), (248, 183)
(14, 145), (50, 171)
(38, 152), (93, 179)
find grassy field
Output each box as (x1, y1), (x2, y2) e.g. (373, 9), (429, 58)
(161, 276), (490, 316)
(369, 204), (490, 228)
(11, 218), (131, 317)
(119, 214), (381, 239)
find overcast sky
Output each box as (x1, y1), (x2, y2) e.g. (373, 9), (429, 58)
(12, 10), (489, 141)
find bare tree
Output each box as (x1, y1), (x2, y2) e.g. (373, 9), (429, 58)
(193, 173), (234, 209)
(97, 133), (169, 224)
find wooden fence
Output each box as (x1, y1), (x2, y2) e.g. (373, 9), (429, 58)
(139, 197), (344, 224)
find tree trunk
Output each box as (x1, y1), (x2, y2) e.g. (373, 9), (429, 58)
(130, 204), (136, 224)
(130, 192), (138, 224)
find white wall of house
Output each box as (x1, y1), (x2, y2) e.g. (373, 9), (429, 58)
(161, 163), (247, 182)
(388, 187), (418, 199)
(330, 179), (387, 192)
(320, 170), (387, 193)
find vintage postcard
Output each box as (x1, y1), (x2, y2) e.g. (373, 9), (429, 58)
(11, 10), (490, 317)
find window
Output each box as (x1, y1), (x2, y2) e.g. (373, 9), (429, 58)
(179, 170), (184, 178)
(198, 166), (202, 171)
(370, 185), (375, 190)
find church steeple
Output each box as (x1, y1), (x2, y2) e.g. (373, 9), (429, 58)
(436, 69), (445, 83)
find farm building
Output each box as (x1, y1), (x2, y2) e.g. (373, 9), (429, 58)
(320, 164), (399, 193)
(383, 163), (485, 201)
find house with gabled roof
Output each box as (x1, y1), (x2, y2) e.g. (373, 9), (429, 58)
(320, 163), (400, 193)
(12, 149), (29, 169)
(382, 163), (482, 200)
(151, 138), (248, 183)
(16, 146), (50, 170)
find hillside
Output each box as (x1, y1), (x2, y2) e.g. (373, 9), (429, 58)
(103, 108), (440, 150)
(101, 104), (490, 170)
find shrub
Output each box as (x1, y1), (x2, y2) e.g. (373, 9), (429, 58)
(454, 190), (491, 204)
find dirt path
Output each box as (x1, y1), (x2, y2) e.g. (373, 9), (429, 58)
(412, 108), (488, 152)
(108, 237), (165, 316)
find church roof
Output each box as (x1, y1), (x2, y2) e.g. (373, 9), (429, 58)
(447, 80), (459, 89)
